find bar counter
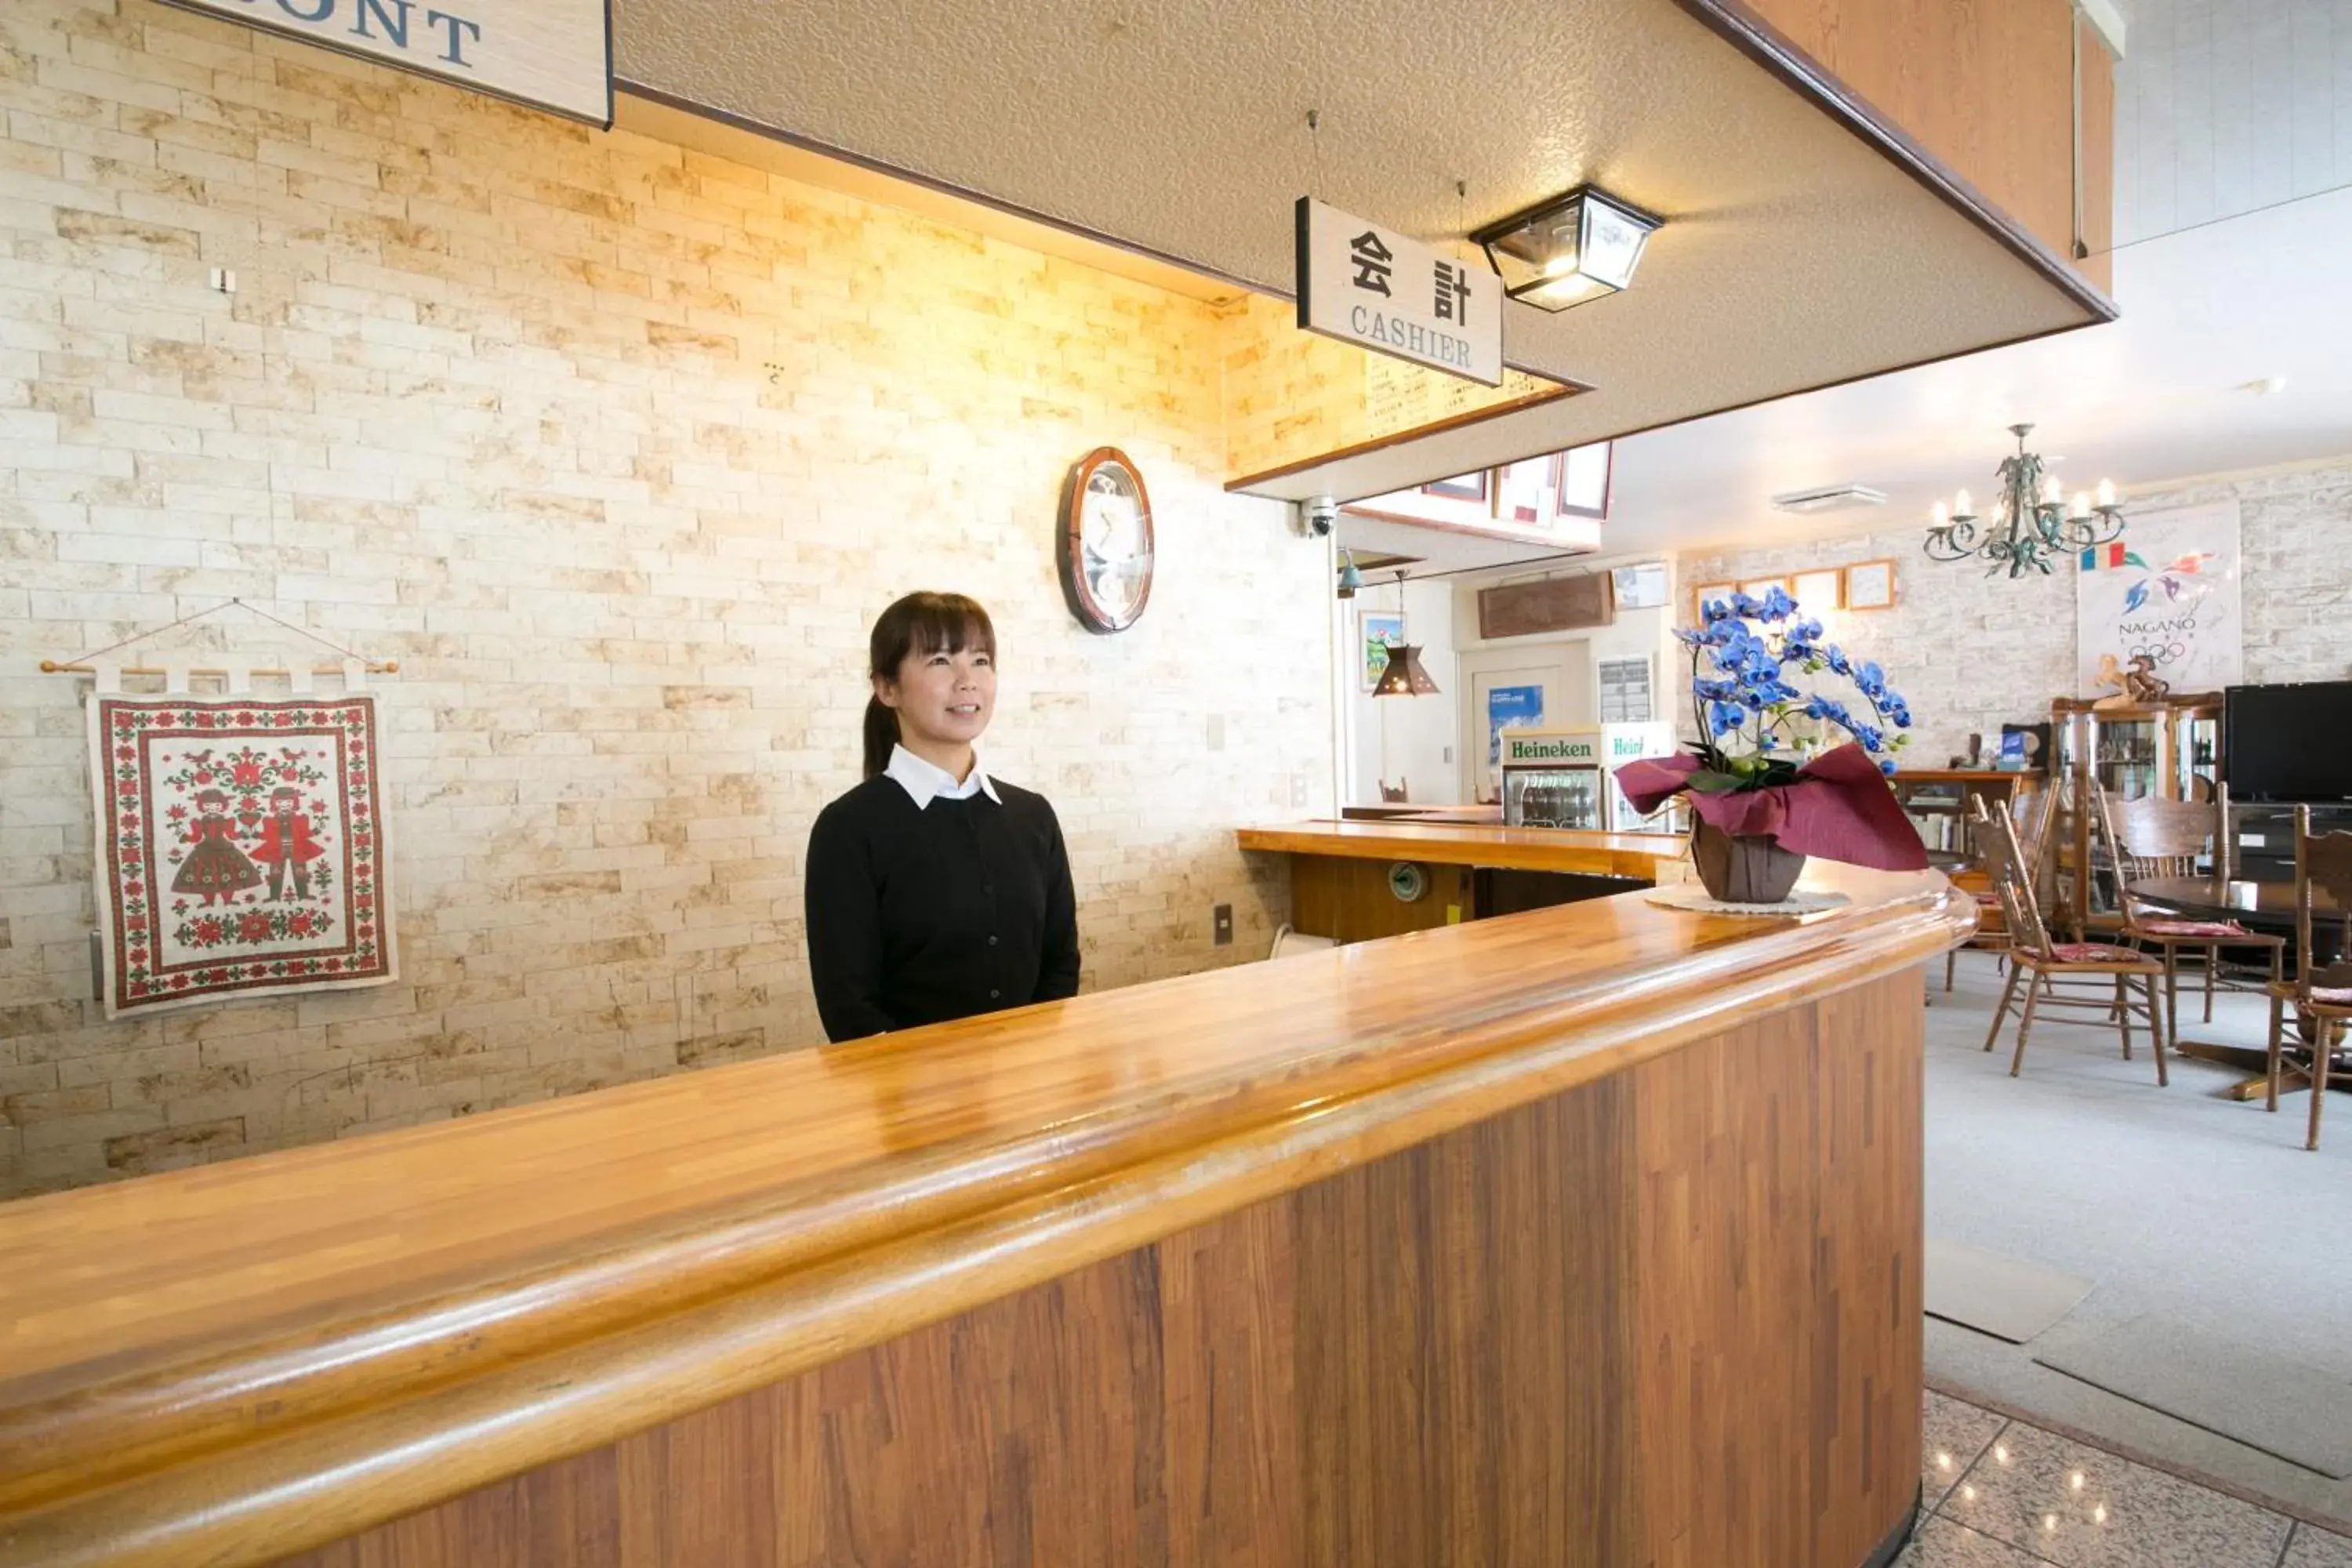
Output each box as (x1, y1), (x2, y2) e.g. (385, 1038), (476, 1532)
(0, 865), (1973, 1568)
(1239, 819), (1690, 943)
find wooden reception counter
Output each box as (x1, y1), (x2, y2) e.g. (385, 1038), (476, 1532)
(0, 866), (1970, 1568)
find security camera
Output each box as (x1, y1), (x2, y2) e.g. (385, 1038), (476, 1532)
(1303, 494), (1339, 536)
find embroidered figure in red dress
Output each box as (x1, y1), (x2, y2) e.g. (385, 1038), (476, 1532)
(252, 785), (327, 901)
(171, 787), (263, 906)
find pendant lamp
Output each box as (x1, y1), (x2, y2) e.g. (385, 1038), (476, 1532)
(1370, 571), (1439, 698)
(1336, 547), (1363, 599)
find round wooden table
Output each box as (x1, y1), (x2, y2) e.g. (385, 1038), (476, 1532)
(2126, 877), (2345, 1101)
(2125, 875), (2338, 931)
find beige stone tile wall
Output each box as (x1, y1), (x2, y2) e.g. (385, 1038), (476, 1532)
(1677, 460), (2352, 766)
(0, 0), (1334, 1196)
(1219, 290), (1566, 485)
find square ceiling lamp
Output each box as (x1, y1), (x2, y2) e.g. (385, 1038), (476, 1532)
(1472, 185), (1661, 312)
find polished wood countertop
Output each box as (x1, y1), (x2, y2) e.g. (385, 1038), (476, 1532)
(1239, 817), (1688, 879)
(0, 866), (1971, 1567)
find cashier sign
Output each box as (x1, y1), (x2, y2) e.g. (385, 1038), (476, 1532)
(1295, 198), (1504, 387)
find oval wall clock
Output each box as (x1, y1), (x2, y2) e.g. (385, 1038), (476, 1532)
(1058, 447), (1156, 634)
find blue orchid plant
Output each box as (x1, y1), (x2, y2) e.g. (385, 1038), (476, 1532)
(1676, 586), (1915, 791)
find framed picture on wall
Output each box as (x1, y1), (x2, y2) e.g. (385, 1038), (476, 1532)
(1552, 441), (1612, 518)
(1421, 470), (1490, 506)
(1792, 568), (1842, 613)
(1610, 561), (1669, 610)
(1843, 559), (1897, 611)
(1739, 576), (1791, 601)
(1494, 457), (1549, 524)
(1691, 580), (1734, 618)
(1360, 611), (1405, 690)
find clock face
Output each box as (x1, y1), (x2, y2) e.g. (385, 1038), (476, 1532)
(1058, 448), (1155, 634)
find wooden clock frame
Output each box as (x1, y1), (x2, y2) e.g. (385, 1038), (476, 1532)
(1058, 447), (1156, 634)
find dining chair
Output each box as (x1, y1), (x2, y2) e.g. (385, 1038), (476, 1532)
(1946, 781), (2057, 992)
(2265, 806), (2352, 1152)
(2093, 782), (2285, 1047)
(1974, 798), (2169, 1083)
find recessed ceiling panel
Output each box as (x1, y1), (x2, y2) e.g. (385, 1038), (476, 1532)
(617, 0), (2110, 498)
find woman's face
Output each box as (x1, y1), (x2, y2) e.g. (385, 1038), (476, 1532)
(877, 640), (996, 753)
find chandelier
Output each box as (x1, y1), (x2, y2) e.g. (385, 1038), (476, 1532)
(1922, 424), (2125, 577)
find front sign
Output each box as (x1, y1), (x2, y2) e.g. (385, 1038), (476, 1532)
(1295, 198), (1503, 387)
(162, 0), (613, 126)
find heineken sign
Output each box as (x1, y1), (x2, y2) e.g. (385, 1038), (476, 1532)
(1504, 735), (1597, 764)
(162, 0), (614, 125)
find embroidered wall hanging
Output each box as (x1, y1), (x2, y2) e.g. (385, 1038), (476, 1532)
(90, 694), (395, 1017)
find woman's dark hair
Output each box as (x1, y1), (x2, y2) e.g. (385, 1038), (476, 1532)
(863, 592), (997, 779)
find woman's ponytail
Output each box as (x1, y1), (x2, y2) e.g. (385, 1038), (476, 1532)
(862, 696), (898, 780)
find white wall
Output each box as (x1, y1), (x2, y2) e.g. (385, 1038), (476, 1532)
(1446, 559), (1680, 803)
(1345, 579), (1459, 805)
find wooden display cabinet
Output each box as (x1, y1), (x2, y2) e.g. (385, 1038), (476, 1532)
(2049, 695), (2223, 936)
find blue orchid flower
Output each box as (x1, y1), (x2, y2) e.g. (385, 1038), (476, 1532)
(1700, 597), (1736, 626)
(1879, 758), (1900, 777)
(1708, 701), (1747, 736)
(1758, 586), (1797, 624)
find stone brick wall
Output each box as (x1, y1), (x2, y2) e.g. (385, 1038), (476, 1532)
(0, 0), (1332, 1196)
(1678, 460), (2352, 765)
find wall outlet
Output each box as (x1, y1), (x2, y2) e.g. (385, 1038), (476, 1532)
(1212, 903), (1233, 946)
(1206, 713), (1225, 752)
(1443, 745), (1453, 764)
(1289, 772), (1308, 808)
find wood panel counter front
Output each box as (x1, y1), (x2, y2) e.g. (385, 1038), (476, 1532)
(0, 866), (1973, 1568)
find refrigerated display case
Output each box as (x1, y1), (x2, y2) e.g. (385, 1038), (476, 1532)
(1501, 724), (1683, 832)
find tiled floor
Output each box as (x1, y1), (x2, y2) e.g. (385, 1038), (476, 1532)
(1901, 1390), (2352, 1568)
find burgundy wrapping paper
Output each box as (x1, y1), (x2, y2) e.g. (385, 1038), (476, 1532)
(1616, 742), (1929, 873)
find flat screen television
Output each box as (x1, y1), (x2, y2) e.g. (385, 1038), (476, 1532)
(2224, 681), (2352, 802)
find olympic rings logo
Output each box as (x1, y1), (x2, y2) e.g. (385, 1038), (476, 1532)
(2129, 642), (2188, 666)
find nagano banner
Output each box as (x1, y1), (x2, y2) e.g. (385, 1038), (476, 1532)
(2074, 500), (2244, 699)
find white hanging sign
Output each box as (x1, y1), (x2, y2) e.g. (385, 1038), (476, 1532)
(1294, 198), (1503, 387)
(161, 0), (613, 126)
(2074, 500), (2245, 698)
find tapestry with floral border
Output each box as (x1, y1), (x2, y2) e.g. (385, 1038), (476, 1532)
(89, 694), (394, 1018)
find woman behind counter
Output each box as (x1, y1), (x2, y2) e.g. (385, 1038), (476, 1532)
(804, 592), (1080, 1043)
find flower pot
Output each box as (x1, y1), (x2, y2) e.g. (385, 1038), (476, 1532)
(1691, 818), (1807, 904)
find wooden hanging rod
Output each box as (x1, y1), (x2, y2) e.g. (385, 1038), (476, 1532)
(39, 659), (400, 676)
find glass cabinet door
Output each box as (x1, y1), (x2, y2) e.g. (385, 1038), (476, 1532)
(1504, 767), (1603, 829)
(2092, 716), (2159, 800)
(2175, 711), (2220, 801)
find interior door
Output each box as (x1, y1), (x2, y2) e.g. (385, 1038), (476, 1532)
(1459, 644), (1592, 802)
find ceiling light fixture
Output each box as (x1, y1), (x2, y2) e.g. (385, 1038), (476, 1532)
(1472, 184), (1661, 312)
(1922, 423), (2124, 578)
(1336, 547), (1363, 599)
(1370, 571), (1440, 698)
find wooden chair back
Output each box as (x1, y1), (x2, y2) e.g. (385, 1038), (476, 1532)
(1975, 797), (2056, 960)
(2095, 784), (2212, 879)
(2014, 781), (2060, 907)
(2292, 804), (2352, 1000)
(2094, 782), (2227, 927)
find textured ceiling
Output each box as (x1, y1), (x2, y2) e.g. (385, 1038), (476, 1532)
(615, 0), (2106, 500)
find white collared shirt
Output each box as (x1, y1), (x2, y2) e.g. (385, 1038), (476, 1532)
(884, 743), (1002, 811)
